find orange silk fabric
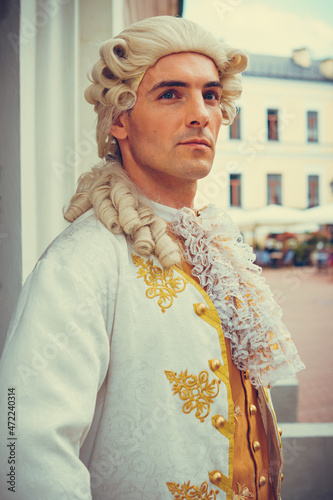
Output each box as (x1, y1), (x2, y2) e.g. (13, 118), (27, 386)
(180, 258), (276, 499)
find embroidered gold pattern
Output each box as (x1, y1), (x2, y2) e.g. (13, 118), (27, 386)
(165, 370), (221, 422)
(233, 400), (244, 425)
(231, 483), (254, 499)
(167, 481), (219, 499)
(132, 255), (186, 312)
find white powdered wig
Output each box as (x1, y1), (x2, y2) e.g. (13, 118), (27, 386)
(85, 15), (248, 159)
(65, 16), (248, 267)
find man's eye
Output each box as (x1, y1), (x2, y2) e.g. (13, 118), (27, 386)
(159, 90), (176, 99)
(204, 91), (220, 101)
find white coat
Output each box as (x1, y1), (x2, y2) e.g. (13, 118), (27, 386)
(0, 206), (283, 500)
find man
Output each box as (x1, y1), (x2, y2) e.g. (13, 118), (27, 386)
(0, 16), (304, 500)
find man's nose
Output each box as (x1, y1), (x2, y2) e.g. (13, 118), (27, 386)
(185, 94), (209, 128)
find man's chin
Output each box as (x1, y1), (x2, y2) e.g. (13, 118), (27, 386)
(185, 162), (213, 181)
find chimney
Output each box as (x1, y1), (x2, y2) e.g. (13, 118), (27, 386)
(292, 48), (311, 68)
(320, 58), (333, 79)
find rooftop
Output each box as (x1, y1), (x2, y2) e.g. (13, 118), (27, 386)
(244, 53), (333, 82)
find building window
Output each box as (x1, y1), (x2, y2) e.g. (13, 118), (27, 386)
(229, 108), (241, 139)
(230, 174), (242, 207)
(308, 175), (319, 207)
(267, 174), (282, 205)
(307, 111), (318, 142)
(267, 109), (279, 141)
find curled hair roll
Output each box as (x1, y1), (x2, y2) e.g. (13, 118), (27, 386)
(63, 160), (182, 268)
(64, 191), (92, 222)
(151, 219), (181, 269)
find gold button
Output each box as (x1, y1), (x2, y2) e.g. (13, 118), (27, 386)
(281, 473), (284, 481)
(253, 441), (261, 452)
(209, 359), (221, 372)
(244, 370), (250, 380)
(259, 476), (267, 487)
(249, 404), (257, 415)
(278, 427), (283, 437)
(195, 303), (207, 315)
(212, 415), (226, 429)
(209, 470), (223, 485)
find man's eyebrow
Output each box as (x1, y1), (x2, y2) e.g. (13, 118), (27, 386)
(147, 80), (222, 95)
(203, 81), (223, 90)
(147, 81), (189, 94)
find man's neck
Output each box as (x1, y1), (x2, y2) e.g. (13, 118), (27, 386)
(124, 165), (197, 210)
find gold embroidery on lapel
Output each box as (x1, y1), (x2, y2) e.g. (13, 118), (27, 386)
(165, 370), (221, 423)
(167, 480), (219, 499)
(132, 254), (186, 312)
(231, 482), (254, 499)
(233, 400), (244, 425)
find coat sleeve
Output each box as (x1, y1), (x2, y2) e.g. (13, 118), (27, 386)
(0, 246), (114, 499)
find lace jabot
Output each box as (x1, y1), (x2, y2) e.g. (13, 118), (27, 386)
(170, 204), (305, 388)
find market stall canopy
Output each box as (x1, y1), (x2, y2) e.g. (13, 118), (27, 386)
(304, 202), (333, 224)
(224, 208), (250, 228)
(227, 204), (307, 231)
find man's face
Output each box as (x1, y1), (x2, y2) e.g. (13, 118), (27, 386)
(113, 52), (223, 198)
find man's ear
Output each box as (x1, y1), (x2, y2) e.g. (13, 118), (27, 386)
(110, 112), (129, 140)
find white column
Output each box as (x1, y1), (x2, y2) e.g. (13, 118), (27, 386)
(20, 0), (117, 280)
(76, 0), (114, 178)
(0, 0), (21, 352)
(21, 0), (78, 279)
(20, 0), (38, 280)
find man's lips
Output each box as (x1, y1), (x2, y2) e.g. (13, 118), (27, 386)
(179, 138), (211, 148)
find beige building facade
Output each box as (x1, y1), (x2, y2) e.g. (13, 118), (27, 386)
(197, 51), (333, 212)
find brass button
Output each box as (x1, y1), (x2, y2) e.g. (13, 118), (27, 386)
(244, 370), (250, 380)
(281, 473), (284, 481)
(259, 476), (267, 487)
(278, 427), (283, 437)
(212, 415), (226, 429)
(253, 441), (261, 452)
(249, 404), (257, 415)
(195, 303), (207, 315)
(209, 470), (223, 485)
(209, 359), (221, 372)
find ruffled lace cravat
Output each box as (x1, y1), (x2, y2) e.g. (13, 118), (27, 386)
(170, 204), (305, 388)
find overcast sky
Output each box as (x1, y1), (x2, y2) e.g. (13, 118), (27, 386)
(183, 0), (333, 60)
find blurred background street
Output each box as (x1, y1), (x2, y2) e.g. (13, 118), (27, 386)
(263, 267), (333, 423)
